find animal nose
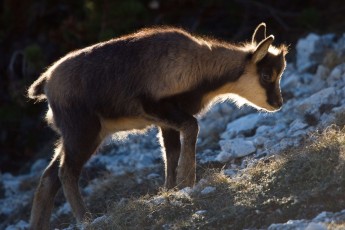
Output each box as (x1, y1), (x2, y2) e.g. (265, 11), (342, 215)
(272, 100), (283, 108)
(268, 98), (283, 108)
(275, 99), (283, 108)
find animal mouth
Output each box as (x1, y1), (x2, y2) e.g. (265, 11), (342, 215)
(263, 103), (282, 112)
(266, 99), (283, 112)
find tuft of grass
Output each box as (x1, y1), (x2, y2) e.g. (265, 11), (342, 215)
(327, 222), (345, 230)
(86, 169), (162, 216)
(86, 127), (345, 230)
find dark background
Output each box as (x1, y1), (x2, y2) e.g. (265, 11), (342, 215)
(1, 0), (344, 174)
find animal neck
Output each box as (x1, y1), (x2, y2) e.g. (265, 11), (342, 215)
(198, 44), (249, 83)
(191, 44), (251, 113)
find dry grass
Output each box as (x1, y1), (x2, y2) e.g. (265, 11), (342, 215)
(327, 222), (345, 230)
(85, 127), (345, 230)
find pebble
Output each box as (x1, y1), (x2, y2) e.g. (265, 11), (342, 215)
(147, 173), (160, 179)
(195, 210), (207, 215)
(223, 169), (238, 178)
(221, 113), (260, 139)
(200, 186), (216, 195)
(151, 196), (166, 205)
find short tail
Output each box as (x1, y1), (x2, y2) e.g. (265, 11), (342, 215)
(27, 74), (47, 102)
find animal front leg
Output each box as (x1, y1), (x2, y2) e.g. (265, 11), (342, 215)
(176, 118), (199, 188)
(161, 128), (181, 189)
(143, 100), (199, 189)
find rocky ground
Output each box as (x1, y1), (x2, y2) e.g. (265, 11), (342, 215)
(2, 33), (345, 230)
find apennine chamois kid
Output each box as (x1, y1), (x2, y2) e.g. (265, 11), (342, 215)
(27, 23), (287, 229)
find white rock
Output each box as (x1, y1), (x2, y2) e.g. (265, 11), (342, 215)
(151, 196), (166, 205)
(221, 114), (260, 139)
(255, 149), (268, 158)
(268, 219), (308, 230)
(296, 34), (336, 72)
(255, 125), (272, 136)
(5, 220), (29, 230)
(330, 66), (342, 80)
(223, 169), (238, 177)
(56, 202), (71, 216)
(162, 223), (171, 230)
(136, 178), (143, 184)
(170, 200), (183, 206)
(327, 63), (345, 88)
(268, 208), (345, 230)
(332, 106), (345, 117)
(281, 73), (300, 90)
(91, 215), (110, 225)
(275, 131), (287, 140)
(197, 179), (208, 187)
(217, 138), (256, 161)
(313, 211), (332, 222)
(305, 222), (326, 230)
(179, 187), (193, 196)
(296, 33), (320, 72)
(315, 65), (330, 79)
(147, 173), (160, 179)
(254, 136), (266, 146)
(291, 129), (307, 138)
(216, 151), (233, 162)
(200, 186), (216, 195)
(334, 34), (345, 51)
(255, 123), (287, 142)
(341, 84), (345, 98)
(320, 113), (336, 127)
(30, 159), (48, 174)
(277, 138), (294, 149)
(288, 119), (308, 133)
(295, 87), (339, 117)
(175, 188), (192, 199)
(195, 210), (207, 215)
(118, 198), (129, 205)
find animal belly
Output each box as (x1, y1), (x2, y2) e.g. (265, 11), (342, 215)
(100, 117), (151, 138)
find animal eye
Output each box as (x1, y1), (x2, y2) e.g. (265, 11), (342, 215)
(261, 73), (271, 82)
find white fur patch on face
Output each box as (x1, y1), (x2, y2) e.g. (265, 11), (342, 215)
(231, 63), (278, 112)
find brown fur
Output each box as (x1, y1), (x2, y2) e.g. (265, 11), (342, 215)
(27, 23), (287, 229)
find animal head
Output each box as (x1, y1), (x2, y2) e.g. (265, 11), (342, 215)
(234, 23), (287, 112)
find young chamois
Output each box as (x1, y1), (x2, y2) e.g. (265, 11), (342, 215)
(27, 23), (287, 229)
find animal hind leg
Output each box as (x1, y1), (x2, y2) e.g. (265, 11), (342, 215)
(58, 113), (102, 224)
(30, 145), (62, 230)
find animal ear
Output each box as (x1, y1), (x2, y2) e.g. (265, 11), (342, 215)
(252, 35), (274, 63)
(252, 22), (266, 44)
